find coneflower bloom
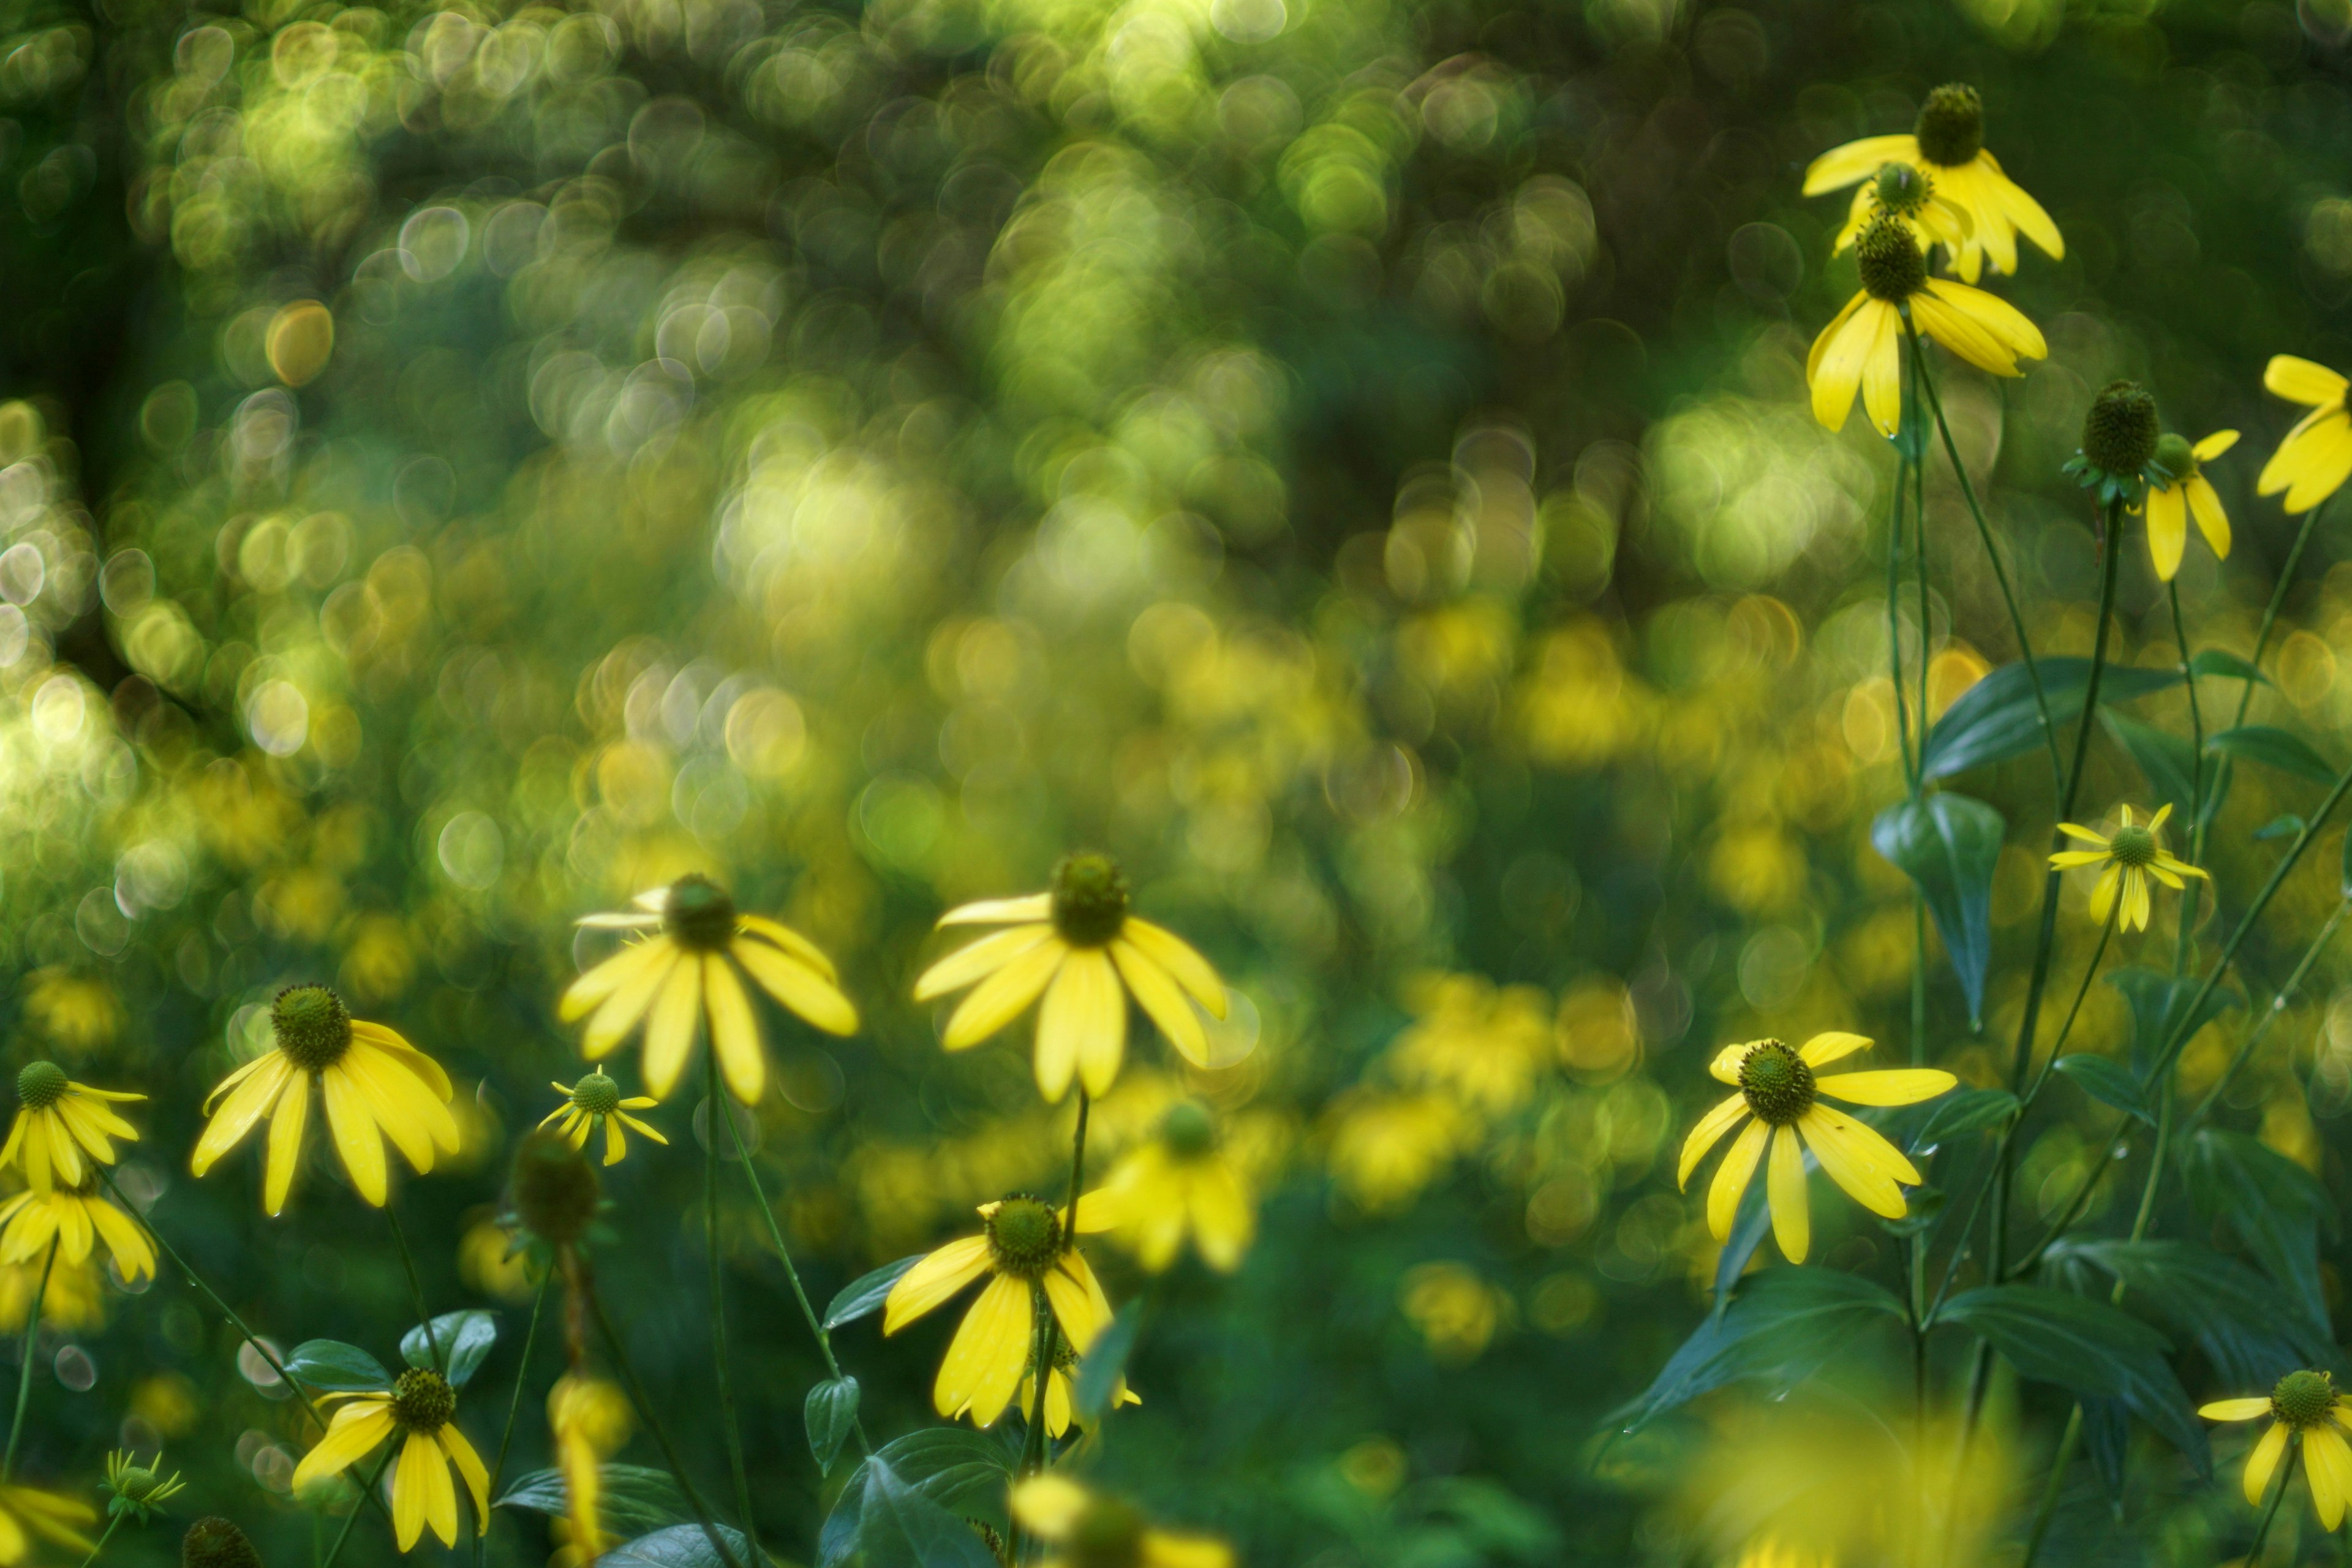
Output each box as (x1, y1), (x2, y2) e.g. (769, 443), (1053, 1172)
(2049, 804), (2208, 933)
(0, 1176), (153, 1284)
(1831, 160), (1972, 261)
(2202, 1369), (2352, 1528)
(1009, 1475), (1232, 1568)
(2139, 431), (2237, 580)
(290, 1368), (488, 1550)
(2259, 355), (2352, 515)
(1079, 1101), (1255, 1273)
(538, 1073), (665, 1166)
(0, 1061), (139, 1194)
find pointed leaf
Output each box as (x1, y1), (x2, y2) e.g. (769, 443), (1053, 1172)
(2101, 710), (2198, 822)
(819, 1429), (1014, 1568)
(1607, 1267), (1905, 1433)
(2104, 968), (2241, 1077)
(282, 1340), (391, 1395)
(805, 1377), (861, 1477)
(824, 1255), (924, 1332)
(601, 1524), (755, 1568)
(2182, 1128), (2339, 1336)
(2189, 649), (2270, 685)
(1905, 1087), (2019, 1154)
(1923, 657), (2181, 780)
(2255, 814), (2305, 842)
(2047, 1238), (2343, 1385)
(402, 1311), (498, 1386)
(1938, 1285), (2206, 1471)
(496, 1465), (687, 1537)
(1872, 793), (2005, 1027)
(2051, 1054), (2154, 1125)
(2207, 725), (2339, 786)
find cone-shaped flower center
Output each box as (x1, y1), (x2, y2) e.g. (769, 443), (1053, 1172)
(1161, 1099), (1218, 1159)
(391, 1367), (454, 1433)
(986, 1194), (1063, 1276)
(2107, 823), (2157, 868)
(1856, 214), (1926, 303)
(272, 985), (352, 1072)
(1738, 1041), (1816, 1126)
(1051, 853), (1129, 947)
(15, 1060), (66, 1110)
(511, 1129), (600, 1246)
(1913, 82), (1983, 167)
(2152, 432), (2196, 486)
(183, 1516), (266, 1568)
(1066, 1499), (1147, 1568)
(663, 874), (737, 951)
(2082, 381), (2160, 476)
(113, 1466), (159, 1500)
(1872, 161), (1930, 216)
(570, 1072), (622, 1116)
(2273, 1368), (2337, 1430)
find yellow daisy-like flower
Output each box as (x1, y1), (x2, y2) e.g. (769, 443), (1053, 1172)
(290, 1367), (489, 1551)
(0, 1175), (154, 1284)
(914, 853), (1227, 1102)
(1079, 1101), (1255, 1273)
(881, 1193), (1115, 1428)
(1804, 83), (2062, 282)
(2202, 1369), (2352, 1529)
(1678, 1033), (1956, 1264)
(2139, 431), (2238, 580)
(560, 874), (858, 1106)
(190, 986), (459, 1216)
(0, 1484), (96, 1564)
(1809, 214), (2046, 437)
(2259, 355), (2352, 514)
(1831, 161), (1972, 262)
(2049, 803), (2209, 933)
(1009, 1474), (1232, 1568)
(537, 1073), (665, 1167)
(0, 1062), (140, 1196)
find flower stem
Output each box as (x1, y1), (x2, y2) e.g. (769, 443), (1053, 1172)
(2166, 578), (2207, 978)
(75, 1512), (123, 1568)
(1, 1239), (54, 1482)
(2195, 897), (2352, 1123)
(1019, 1088), (1095, 1488)
(2019, 915), (2116, 1109)
(2193, 497), (2329, 870)
(2016, 1402), (2083, 1568)
(315, 1446), (396, 1568)
(583, 1272), (747, 1568)
(477, 1266), (552, 1568)
(701, 1049), (760, 1562)
(2245, 1439), (2299, 1563)
(384, 1200), (443, 1372)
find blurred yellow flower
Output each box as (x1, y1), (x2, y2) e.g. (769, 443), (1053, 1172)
(0, 1484), (95, 1563)
(21, 971), (121, 1051)
(2202, 1370), (2352, 1528)
(190, 985), (458, 1216)
(881, 1194), (1114, 1428)
(1679, 1034), (1954, 1263)
(0, 1178), (154, 1284)
(2049, 804), (2207, 933)
(1325, 1090), (1471, 1212)
(538, 1073), (665, 1167)
(129, 1374), (202, 1439)
(1399, 1261), (1507, 1364)
(290, 1368), (488, 1551)
(561, 873), (857, 1106)
(915, 853), (1228, 1102)
(1081, 1101), (1255, 1273)
(458, 1215), (537, 1303)
(1389, 974), (1553, 1117)
(0, 1256), (102, 1333)
(1011, 1475), (1231, 1568)
(2261, 354), (2352, 514)
(548, 1374), (631, 1565)
(2139, 431), (2237, 580)
(0, 1062), (141, 1194)
(1732, 1539), (1834, 1568)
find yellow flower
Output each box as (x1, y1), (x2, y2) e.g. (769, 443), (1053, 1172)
(0, 1063), (140, 1195)
(2139, 431), (2238, 580)
(548, 1374), (631, 1564)
(881, 1194), (1115, 1428)
(537, 1074), (665, 1167)
(290, 1368), (489, 1551)
(560, 874), (857, 1106)
(0, 1256), (102, 1333)
(2259, 355), (2352, 514)
(2049, 804), (2208, 933)
(2202, 1370), (2352, 1529)
(1830, 160), (1972, 262)
(0, 1484), (95, 1564)
(1388, 974), (1553, 1117)
(1678, 1033), (1955, 1264)
(190, 985), (459, 1216)
(1809, 214), (2045, 437)
(1080, 1101), (1255, 1273)
(1006, 1339), (1140, 1438)
(1803, 83), (2062, 281)
(1009, 1474), (1232, 1568)
(914, 853), (1227, 1102)
(0, 1177), (154, 1284)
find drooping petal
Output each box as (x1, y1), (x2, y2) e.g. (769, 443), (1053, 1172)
(938, 894), (1053, 927)
(2266, 355), (2349, 409)
(2186, 477), (2231, 562)
(915, 925), (1055, 1001)
(1109, 940), (1210, 1066)
(734, 913), (840, 982)
(2310, 1423), (2352, 1530)
(559, 938), (672, 1023)
(1709, 1042), (1753, 1084)
(942, 940), (1065, 1050)
(730, 938), (858, 1037)
(1801, 134), (1918, 195)
(1810, 298), (1891, 431)
(883, 1235), (993, 1333)
(703, 954), (766, 1105)
(1117, 920), (1226, 1016)
(1041, 948), (1126, 1099)
(1766, 1125), (1811, 1263)
(392, 1428), (434, 1550)
(1706, 1118), (1771, 1241)
(1813, 1068), (1958, 1107)
(2244, 1419), (2290, 1507)
(191, 1056), (292, 1176)
(2144, 483), (2187, 581)
(1044, 1250), (1114, 1352)
(932, 1273), (1031, 1427)
(320, 1065), (387, 1206)
(581, 946), (680, 1060)
(263, 1071), (312, 1215)
(2199, 1397), (2274, 1421)
(438, 1423), (492, 1532)
(1678, 1094), (1752, 1189)
(640, 956), (704, 1098)
(292, 1402), (396, 1491)
(87, 1199), (154, 1283)
(2089, 864), (2122, 927)
(1856, 297), (1905, 436)
(1798, 1032), (1875, 1068)
(1797, 1106), (1912, 1216)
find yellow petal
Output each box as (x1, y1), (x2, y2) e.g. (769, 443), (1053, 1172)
(1766, 1124), (1810, 1263)
(1857, 300), (1905, 436)
(1678, 1093), (1752, 1189)
(581, 946), (680, 1058)
(884, 1235), (992, 1333)
(292, 1402), (394, 1491)
(1813, 1068), (1958, 1107)
(1117, 919), (1226, 1016)
(1809, 297), (1890, 431)
(264, 1071), (311, 1216)
(2144, 482), (2186, 581)
(1801, 134), (1918, 194)
(320, 1065), (387, 1207)
(1009, 1474), (1090, 1537)
(438, 1425), (491, 1532)
(2312, 1425), (2352, 1531)
(191, 1055), (291, 1177)
(734, 913), (840, 982)
(1035, 947), (1124, 1099)
(942, 940), (1065, 1050)
(392, 1429), (432, 1550)
(731, 937), (858, 1037)
(2194, 429), (2240, 462)
(915, 925), (1055, 1001)
(1797, 1106), (1912, 1215)
(2245, 1419), (2290, 1506)
(560, 937), (671, 1023)
(1798, 1031), (1874, 1068)
(703, 954), (766, 1106)
(1044, 1250), (1114, 1352)
(2199, 1397), (2274, 1421)
(1706, 1118), (1771, 1241)
(933, 1272), (1031, 1427)
(2187, 477), (2231, 561)
(1806, 291), (1864, 384)
(2267, 354), (2348, 407)
(1109, 940), (1210, 1066)
(1709, 1042), (1754, 1084)
(938, 894), (1053, 926)
(641, 956), (703, 1098)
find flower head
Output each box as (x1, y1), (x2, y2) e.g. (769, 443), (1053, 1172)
(0, 1063), (141, 1196)
(0, 1175), (154, 1284)
(561, 875), (858, 1106)
(189, 985), (459, 1216)
(180, 1517), (263, 1568)
(291, 1366), (489, 1551)
(508, 1129), (603, 1251)
(2259, 355), (2352, 514)
(102, 1452), (186, 1521)
(2202, 1368), (2352, 1528)
(2049, 804), (2208, 932)
(1080, 1101), (1256, 1273)
(1009, 1474), (1232, 1568)
(2138, 430), (2238, 579)
(914, 854), (1229, 1101)
(2065, 380), (2165, 506)
(1678, 1033), (1956, 1263)
(1831, 160), (1973, 263)
(538, 1073), (666, 1167)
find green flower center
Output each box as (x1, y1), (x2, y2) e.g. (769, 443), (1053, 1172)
(391, 1367), (454, 1433)
(1065, 1499), (1147, 1568)
(272, 986), (352, 1072)
(1872, 161), (1929, 216)
(511, 1129), (600, 1246)
(181, 1517), (265, 1568)
(2151, 432), (2196, 486)
(986, 1194), (1063, 1277)
(2108, 824), (2157, 868)
(663, 874), (738, 951)
(115, 1466), (157, 1498)
(2081, 381), (2160, 477)
(1913, 82), (1983, 167)
(1050, 854), (1129, 948)
(1161, 1099), (1218, 1159)
(16, 1061), (67, 1110)
(1855, 214), (1926, 303)
(2273, 1369), (2337, 1430)
(571, 1072), (622, 1116)
(1738, 1040), (1816, 1126)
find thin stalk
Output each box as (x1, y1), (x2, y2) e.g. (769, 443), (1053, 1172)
(477, 1267), (552, 1568)
(75, 1513), (123, 1568)
(315, 1447), (396, 1568)
(1019, 1088), (1097, 1490)
(2124, 1078), (2174, 1247)
(701, 1050), (760, 1562)
(2020, 917), (2116, 1109)
(2244, 1440), (2299, 1563)
(2, 1240), (55, 1481)
(2005, 1114), (2129, 1281)
(2167, 579), (2207, 977)
(2195, 897), (2352, 1124)
(2193, 498), (2328, 867)
(2017, 1403), (2084, 1568)
(1887, 431), (1920, 789)
(584, 1276), (747, 1568)
(384, 1202), (443, 1372)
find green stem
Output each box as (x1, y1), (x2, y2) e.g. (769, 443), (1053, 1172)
(701, 1049), (760, 1561)
(75, 1514), (123, 1568)
(584, 1275), (747, 1568)
(384, 1202), (443, 1373)
(2244, 1439), (2299, 1563)
(2020, 916), (2116, 1109)
(2168, 579), (2207, 978)
(2193, 498), (2327, 866)
(2, 1240), (54, 1482)
(2017, 1403), (2083, 1568)
(315, 1447), (396, 1568)
(478, 1267), (552, 1568)
(1887, 429), (1920, 790)
(1019, 1088), (1095, 1482)
(2005, 1114), (2128, 1281)
(2196, 897), (2352, 1125)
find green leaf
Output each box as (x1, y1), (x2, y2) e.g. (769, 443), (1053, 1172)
(824, 1255), (923, 1332)
(2047, 1238), (2342, 1387)
(282, 1340), (391, 1394)
(819, 1429), (1014, 1568)
(1904, 1087), (2018, 1153)
(496, 1466), (687, 1537)
(2189, 649), (2270, 685)
(2182, 1128), (2340, 1335)
(601, 1524), (755, 1568)
(1922, 657), (2180, 780)
(1707, 1178), (1774, 1318)
(2207, 725), (2339, 786)
(2255, 814), (2305, 842)
(805, 1376), (861, 1477)
(2104, 968), (2241, 1078)
(1871, 793), (2005, 1028)
(402, 1311), (498, 1386)
(1937, 1285), (2206, 1469)
(2101, 710), (2197, 821)
(1074, 1302), (1140, 1422)
(1607, 1267), (1905, 1433)
(2050, 1054), (2153, 1125)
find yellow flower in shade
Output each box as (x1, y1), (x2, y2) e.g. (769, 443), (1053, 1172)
(1080, 1101), (1255, 1273)
(881, 1194), (1115, 1428)
(0, 1177), (154, 1284)
(190, 986), (459, 1216)
(291, 1368), (489, 1551)
(0, 1485), (95, 1563)
(2202, 1370), (2352, 1528)
(1009, 1475), (1232, 1568)
(2139, 431), (2238, 580)
(2049, 804), (2208, 933)
(1809, 214), (2045, 437)
(1831, 161), (1972, 262)
(548, 1374), (632, 1565)
(1004, 1338), (1140, 1438)
(560, 874), (857, 1106)
(1679, 1034), (1956, 1264)
(914, 853), (1227, 1102)
(538, 1074), (666, 1167)
(2260, 355), (2352, 514)
(0, 1256), (102, 1333)
(1804, 83), (2062, 282)
(0, 1062), (140, 1195)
